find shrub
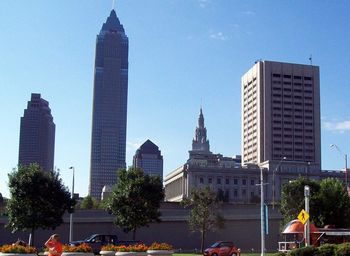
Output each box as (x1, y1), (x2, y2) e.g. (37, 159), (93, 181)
(288, 246), (316, 256)
(315, 243), (338, 256)
(272, 252), (286, 256)
(335, 242), (350, 256)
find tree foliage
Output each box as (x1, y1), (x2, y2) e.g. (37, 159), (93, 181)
(182, 187), (225, 253)
(104, 167), (164, 240)
(79, 195), (99, 209)
(280, 177), (350, 228)
(280, 177), (320, 226)
(6, 164), (75, 245)
(315, 178), (350, 227)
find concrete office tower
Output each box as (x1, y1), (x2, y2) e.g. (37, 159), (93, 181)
(241, 60), (321, 169)
(89, 9), (128, 198)
(18, 93), (55, 171)
(133, 140), (163, 178)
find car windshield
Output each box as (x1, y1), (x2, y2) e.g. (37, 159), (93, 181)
(85, 235), (97, 241)
(210, 242), (221, 248)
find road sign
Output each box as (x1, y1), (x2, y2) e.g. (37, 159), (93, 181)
(298, 209), (309, 225)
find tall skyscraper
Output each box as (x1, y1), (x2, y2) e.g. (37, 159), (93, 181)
(241, 60), (321, 169)
(133, 140), (163, 178)
(18, 93), (55, 171)
(89, 9), (128, 198)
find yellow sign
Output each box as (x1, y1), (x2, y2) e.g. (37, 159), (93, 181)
(298, 209), (309, 225)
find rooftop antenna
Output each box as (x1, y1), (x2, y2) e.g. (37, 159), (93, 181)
(255, 58), (262, 64)
(112, 0), (116, 10)
(309, 54), (312, 65)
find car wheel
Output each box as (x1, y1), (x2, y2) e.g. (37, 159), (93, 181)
(212, 253), (218, 256)
(230, 253), (237, 256)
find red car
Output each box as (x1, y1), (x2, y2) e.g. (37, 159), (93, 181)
(204, 241), (241, 256)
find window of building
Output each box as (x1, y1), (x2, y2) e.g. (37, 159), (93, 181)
(199, 177), (204, 184)
(208, 178), (212, 184)
(225, 178), (230, 185)
(234, 189), (238, 197)
(217, 178), (221, 185)
(242, 179), (247, 186)
(251, 179), (255, 186)
(242, 189), (247, 196)
(234, 179), (238, 185)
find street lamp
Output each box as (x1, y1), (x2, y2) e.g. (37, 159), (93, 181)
(272, 156), (286, 210)
(304, 185), (310, 246)
(69, 166), (75, 243)
(259, 166), (267, 256)
(330, 144), (348, 185)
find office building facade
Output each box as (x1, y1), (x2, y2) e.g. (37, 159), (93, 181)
(241, 61), (321, 170)
(133, 140), (163, 177)
(89, 9), (128, 198)
(18, 93), (55, 171)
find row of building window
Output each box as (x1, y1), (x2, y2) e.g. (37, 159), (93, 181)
(199, 177), (257, 186)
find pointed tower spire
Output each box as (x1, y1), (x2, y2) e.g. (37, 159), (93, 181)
(189, 108), (211, 156)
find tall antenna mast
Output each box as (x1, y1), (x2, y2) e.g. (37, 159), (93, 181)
(309, 54), (312, 65)
(112, 0), (116, 10)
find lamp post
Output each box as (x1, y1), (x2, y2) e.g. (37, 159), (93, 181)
(304, 185), (310, 246)
(259, 166), (266, 256)
(272, 156), (286, 210)
(330, 144), (348, 185)
(69, 166), (75, 243)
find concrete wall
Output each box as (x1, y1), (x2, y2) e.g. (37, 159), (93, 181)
(0, 203), (283, 253)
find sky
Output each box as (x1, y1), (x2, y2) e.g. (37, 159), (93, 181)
(1, 0), (350, 198)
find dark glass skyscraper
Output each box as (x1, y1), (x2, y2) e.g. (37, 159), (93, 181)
(133, 140), (163, 178)
(89, 9), (128, 198)
(18, 93), (55, 171)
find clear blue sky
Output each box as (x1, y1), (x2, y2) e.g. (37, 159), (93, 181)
(1, 0), (350, 198)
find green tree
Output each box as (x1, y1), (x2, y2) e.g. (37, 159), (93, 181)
(80, 195), (99, 209)
(182, 187), (225, 253)
(280, 177), (350, 228)
(280, 177), (320, 226)
(6, 164), (75, 245)
(104, 167), (164, 240)
(316, 178), (350, 227)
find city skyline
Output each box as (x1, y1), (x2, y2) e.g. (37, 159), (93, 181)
(1, 1), (350, 198)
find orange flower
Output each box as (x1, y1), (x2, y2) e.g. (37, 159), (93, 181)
(148, 243), (173, 251)
(114, 244), (148, 252)
(63, 243), (93, 253)
(101, 244), (119, 251)
(0, 244), (37, 253)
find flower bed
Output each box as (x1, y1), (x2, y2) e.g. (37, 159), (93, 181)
(115, 245), (148, 256)
(147, 243), (173, 256)
(0, 244), (37, 256)
(62, 244), (93, 256)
